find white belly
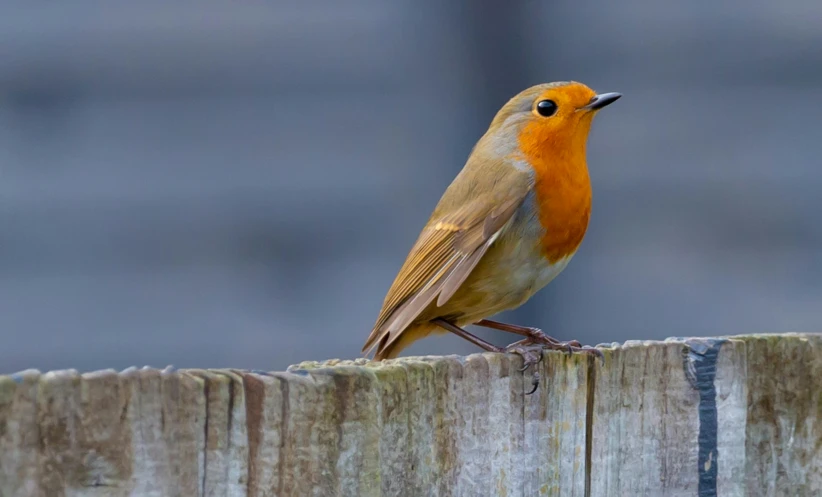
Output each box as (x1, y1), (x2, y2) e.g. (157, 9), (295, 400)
(511, 252), (573, 295)
(451, 234), (577, 324)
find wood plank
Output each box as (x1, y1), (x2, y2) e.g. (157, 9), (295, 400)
(0, 334), (819, 496)
(744, 334), (822, 496)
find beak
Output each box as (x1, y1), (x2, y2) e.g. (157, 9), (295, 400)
(580, 92), (622, 111)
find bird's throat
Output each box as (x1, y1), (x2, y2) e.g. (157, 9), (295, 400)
(517, 122), (593, 264)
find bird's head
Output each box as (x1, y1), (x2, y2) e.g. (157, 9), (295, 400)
(481, 81), (620, 164)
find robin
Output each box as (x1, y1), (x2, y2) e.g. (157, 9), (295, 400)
(362, 81), (620, 392)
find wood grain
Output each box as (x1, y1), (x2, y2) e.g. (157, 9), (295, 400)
(0, 334), (819, 496)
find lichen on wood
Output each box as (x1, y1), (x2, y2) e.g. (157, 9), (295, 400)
(1, 334), (820, 496)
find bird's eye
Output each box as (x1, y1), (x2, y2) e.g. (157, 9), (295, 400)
(536, 100), (558, 117)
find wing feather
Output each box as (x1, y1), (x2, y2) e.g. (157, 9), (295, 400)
(434, 194), (527, 305)
(362, 182), (531, 356)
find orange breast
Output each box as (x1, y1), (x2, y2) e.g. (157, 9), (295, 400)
(517, 120), (593, 263)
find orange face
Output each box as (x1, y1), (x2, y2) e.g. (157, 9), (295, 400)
(517, 82), (601, 164)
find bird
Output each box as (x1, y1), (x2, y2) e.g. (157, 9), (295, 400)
(362, 81), (620, 392)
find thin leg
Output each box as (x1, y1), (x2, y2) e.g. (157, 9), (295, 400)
(432, 318), (503, 353)
(474, 319), (579, 346)
(432, 319), (544, 394)
(473, 319), (604, 360)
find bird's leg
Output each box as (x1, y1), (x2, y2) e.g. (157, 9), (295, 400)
(432, 319), (543, 394)
(431, 318), (504, 353)
(473, 319), (603, 360)
(473, 319), (579, 346)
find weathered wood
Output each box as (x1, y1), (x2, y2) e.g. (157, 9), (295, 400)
(0, 334), (820, 496)
(744, 335), (822, 495)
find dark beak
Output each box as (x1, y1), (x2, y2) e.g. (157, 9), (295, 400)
(580, 92), (622, 111)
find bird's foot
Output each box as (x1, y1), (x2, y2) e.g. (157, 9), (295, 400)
(472, 320), (599, 358)
(504, 336), (605, 395)
(521, 327), (604, 361)
(504, 340), (545, 395)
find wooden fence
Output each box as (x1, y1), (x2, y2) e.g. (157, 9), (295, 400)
(1, 333), (820, 496)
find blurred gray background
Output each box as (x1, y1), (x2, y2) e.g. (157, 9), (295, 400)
(1, 1), (821, 373)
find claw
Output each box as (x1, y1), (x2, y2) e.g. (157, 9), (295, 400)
(564, 340), (582, 354)
(581, 345), (606, 365)
(525, 372), (540, 395)
(504, 338), (602, 396)
(517, 329), (594, 358)
(504, 342), (545, 394)
(517, 351), (543, 372)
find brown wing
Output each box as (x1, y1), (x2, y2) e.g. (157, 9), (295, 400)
(362, 184), (531, 357)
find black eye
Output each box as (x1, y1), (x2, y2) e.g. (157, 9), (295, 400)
(536, 99), (558, 117)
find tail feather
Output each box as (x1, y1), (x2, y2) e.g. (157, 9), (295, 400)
(371, 323), (442, 360)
